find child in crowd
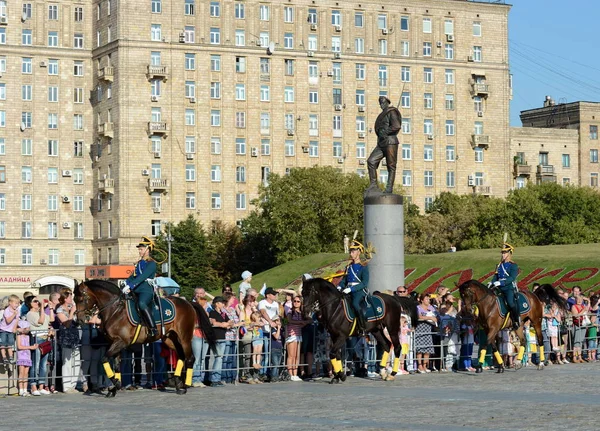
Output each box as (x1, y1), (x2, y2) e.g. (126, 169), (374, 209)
(498, 328), (513, 368)
(548, 302), (561, 352)
(16, 320), (38, 396)
(458, 311), (475, 372)
(523, 318), (538, 366)
(439, 302), (459, 372)
(250, 311), (264, 372)
(588, 312), (597, 362)
(0, 295), (21, 364)
(399, 316), (411, 375)
(269, 319), (283, 381)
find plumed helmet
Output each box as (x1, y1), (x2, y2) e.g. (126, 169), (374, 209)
(349, 240), (365, 254)
(137, 236), (155, 251)
(501, 243), (514, 254)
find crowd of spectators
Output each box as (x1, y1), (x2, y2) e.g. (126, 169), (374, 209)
(1, 280), (599, 396)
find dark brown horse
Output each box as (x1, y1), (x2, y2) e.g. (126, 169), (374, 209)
(74, 279), (213, 397)
(302, 277), (418, 383)
(459, 280), (567, 373)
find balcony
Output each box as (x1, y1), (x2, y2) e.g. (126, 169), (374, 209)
(147, 178), (169, 193)
(514, 164), (532, 177)
(98, 66), (114, 82)
(536, 165), (557, 183)
(471, 83), (489, 97)
(98, 122), (114, 138)
(474, 185), (493, 196)
(471, 134), (490, 148)
(147, 121), (168, 136)
(146, 65), (169, 81)
(98, 178), (115, 195)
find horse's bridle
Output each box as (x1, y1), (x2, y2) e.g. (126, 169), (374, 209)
(462, 284), (493, 316)
(79, 286), (122, 323)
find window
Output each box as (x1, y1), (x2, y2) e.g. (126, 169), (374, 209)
(284, 87), (294, 103)
(22, 29), (33, 46)
(590, 149), (599, 163)
(22, 57), (33, 74)
(401, 16), (409, 31)
(333, 115), (342, 135)
(591, 173), (599, 188)
(48, 222), (58, 238)
(445, 69), (455, 85)
(185, 164), (196, 182)
(184, 26), (195, 43)
(48, 31), (59, 47)
(562, 154), (570, 168)
(74, 249), (85, 265)
(235, 29), (245, 46)
(401, 41), (410, 57)
(590, 125), (598, 140)
(22, 194), (32, 210)
(74, 6), (83, 21)
(424, 171), (434, 187)
(402, 170), (412, 186)
(209, 55), (220, 72)
(22, 249), (33, 266)
(185, 0), (195, 16)
(0, 29), (5, 45)
(22, 221), (31, 238)
(210, 1), (220, 17)
(474, 96), (483, 113)
(261, 139), (270, 156)
(210, 165), (221, 182)
(401, 66), (411, 82)
(184, 109), (196, 126)
(211, 193), (221, 210)
(22, 112), (32, 128)
(260, 58), (270, 74)
(73, 114), (84, 130)
(48, 168), (58, 184)
(260, 5), (270, 21)
(285, 59), (294, 76)
(401, 144), (412, 160)
(210, 28), (220, 44)
(22, 85), (32, 101)
(236, 166), (246, 183)
(0, 167), (4, 182)
(423, 42), (431, 57)
(446, 171), (455, 188)
(309, 114), (319, 136)
(309, 91), (318, 104)
(48, 86), (59, 102)
(73, 196), (84, 212)
(285, 114), (295, 131)
(22, 167), (32, 183)
(284, 33), (293, 49)
(402, 118), (411, 134)
(235, 56), (246, 73)
(260, 31), (270, 48)
(475, 147), (484, 163)
(356, 90), (365, 106)
(424, 119), (433, 135)
(0, 138), (3, 155)
(236, 112), (246, 128)
(356, 116), (366, 132)
(210, 137), (221, 155)
(22, 3), (33, 19)
(185, 192), (196, 209)
(379, 39), (388, 55)
(445, 120), (455, 136)
(400, 92), (410, 108)
(74, 141), (83, 157)
(356, 64), (366, 80)
(151, 0), (162, 13)
(260, 113), (270, 131)
(473, 46), (482, 62)
(285, 140), (295, 156)
(423, 18), (432, 33)
(446, 145), (455, 162)
(379, 65), (388, 87)
(235, 84), (246, 101)
(424, 68), (433, 83)
(236, 138), (246, 155)
(445, 94), (454, 111)
(74, 61), (84, 76)
(210, 110), (220, 126)
(445, 44), (454, 60)
(473, 21), (482, 37)
(74, 33), (84, 49)
(235, 3), (245, 19)
(284, 6), (294, 23)
(73, 168), (84, 185)
(424, 93), (432, 109)
(333, 141), (342, 158)
(236, 193), (247, 210)
(209, 82), (220, 99)
(331, 10), (341, 26)
(355, 12), (363, 27)
(424, 145), (433, 161)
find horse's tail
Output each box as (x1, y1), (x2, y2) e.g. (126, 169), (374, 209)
(394, 296), (419, 329)
(534, 284), (568, 312)
(191, 301), (216, 350)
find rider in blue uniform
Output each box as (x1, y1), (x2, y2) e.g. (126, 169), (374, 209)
(491, 243), (520, 330)
(338, 240), (370, 332)
(120, 236), (158, 337)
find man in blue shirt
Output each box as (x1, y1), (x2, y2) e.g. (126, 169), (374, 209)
(338, 240), (370, 332)
(491, 243), (520, 330)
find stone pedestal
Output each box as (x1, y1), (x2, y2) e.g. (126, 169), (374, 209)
(364, 193), (404, 294)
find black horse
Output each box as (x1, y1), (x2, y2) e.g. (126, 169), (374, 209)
(302, 277), (418, 383)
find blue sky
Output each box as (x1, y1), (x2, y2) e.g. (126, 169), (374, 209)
(508, 1), (600, 126)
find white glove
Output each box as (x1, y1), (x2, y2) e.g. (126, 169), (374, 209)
(492, 281), (501, 287)
(487, 282), (492, 288)
(342, 288), (351, 294)
(337, 285), (342, 291)
(122, 286), (131, 295)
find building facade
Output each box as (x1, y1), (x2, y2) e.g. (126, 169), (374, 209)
(0, 0), (512, 289)
(520, 100), (600, 188)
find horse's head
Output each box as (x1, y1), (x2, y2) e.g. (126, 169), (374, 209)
(301, 278), (320, 319)
(301, 277), (340, 320)
(458, 279), (487, 313)
(74, 280), (99, 323)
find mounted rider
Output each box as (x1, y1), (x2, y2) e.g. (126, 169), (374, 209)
(120, 236), (158, 337)
(491, 243), (520, 330)
(338, 240), (370, 332)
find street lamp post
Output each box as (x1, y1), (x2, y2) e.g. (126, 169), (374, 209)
(162, 221), (174, 278)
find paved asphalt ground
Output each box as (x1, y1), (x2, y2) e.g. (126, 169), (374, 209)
(2, 363), (598, 431)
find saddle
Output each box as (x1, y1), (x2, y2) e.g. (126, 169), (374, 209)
(342, 294), (386, 324)
(495, 291), (531, 319)
(125, 297), (176, 327)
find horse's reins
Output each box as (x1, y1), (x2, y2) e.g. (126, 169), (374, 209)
(82, 288), (123, 323)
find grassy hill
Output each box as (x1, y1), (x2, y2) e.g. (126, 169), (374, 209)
(229, 243), (600, 295)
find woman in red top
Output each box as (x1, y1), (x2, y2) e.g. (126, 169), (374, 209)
(571, 295), (589, 363)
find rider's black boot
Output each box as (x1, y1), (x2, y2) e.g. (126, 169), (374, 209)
(141, 308), (158, 337)
(511, 306), (520, 330)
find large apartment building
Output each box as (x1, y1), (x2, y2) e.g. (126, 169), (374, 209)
(0, 0), (512, 292)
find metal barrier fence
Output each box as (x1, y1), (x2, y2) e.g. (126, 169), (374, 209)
(1, 311), (599, 394)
